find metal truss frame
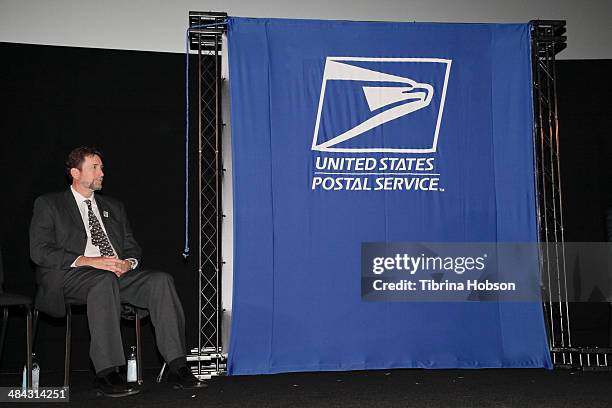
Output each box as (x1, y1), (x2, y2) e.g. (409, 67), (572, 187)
(187, 11), (228, 378)
(530, 20), (569, 367)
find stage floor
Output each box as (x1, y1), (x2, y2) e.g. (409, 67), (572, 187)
(1, 367), (611, 407)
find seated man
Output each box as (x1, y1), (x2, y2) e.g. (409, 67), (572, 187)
(29, 146), (206, 397)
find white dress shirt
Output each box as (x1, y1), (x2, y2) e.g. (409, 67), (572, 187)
(70, 187), (137, 269)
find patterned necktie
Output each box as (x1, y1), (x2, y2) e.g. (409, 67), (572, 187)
(85, 199), (115, 257)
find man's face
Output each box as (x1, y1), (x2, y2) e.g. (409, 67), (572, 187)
(73, 154), (104, 191)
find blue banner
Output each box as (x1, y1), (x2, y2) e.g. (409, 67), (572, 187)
(228, 17), (552, 375)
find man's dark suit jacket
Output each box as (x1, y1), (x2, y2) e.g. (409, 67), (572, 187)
(30, 190), (141, 317)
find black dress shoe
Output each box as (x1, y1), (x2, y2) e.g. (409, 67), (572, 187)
(167, 366), (208, 389)
(94, 371), (140, 398)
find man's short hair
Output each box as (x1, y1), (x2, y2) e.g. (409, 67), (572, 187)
(65, 146), (103, 181)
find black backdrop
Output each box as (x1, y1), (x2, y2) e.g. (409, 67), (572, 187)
(556, 59), (612, 346)
(0, 42), (200, 373)
(0, 42), (611, 374)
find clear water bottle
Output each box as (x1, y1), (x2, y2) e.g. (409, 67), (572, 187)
(32, 355), (40, 390)
(127, 346), (137, 383)
(22, 353), (40, 390)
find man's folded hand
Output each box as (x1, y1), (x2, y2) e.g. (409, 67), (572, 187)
(75, 256), (132, 276)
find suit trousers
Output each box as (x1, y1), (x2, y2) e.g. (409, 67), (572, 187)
(62, 267), (186, 374)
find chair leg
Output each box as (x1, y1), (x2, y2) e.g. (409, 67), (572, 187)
(135, 310), (143, 385)
(156, 362), (166, 383)
(25, 306), (32, 388)
(0, 308), (7, 362)
(64, 306), (72, 388)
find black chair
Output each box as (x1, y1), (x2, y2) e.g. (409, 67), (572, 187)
(0, 248), (33, 387)
(33, 303), (144, 387)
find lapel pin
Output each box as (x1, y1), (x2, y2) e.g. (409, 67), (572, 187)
(103, 211), (109, 218)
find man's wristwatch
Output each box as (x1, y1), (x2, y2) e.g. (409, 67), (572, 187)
(127, 259), (138, 270)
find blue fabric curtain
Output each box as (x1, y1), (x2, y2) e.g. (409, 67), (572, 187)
(227, 17), (552, 375)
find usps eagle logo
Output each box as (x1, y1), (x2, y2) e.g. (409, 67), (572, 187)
(311, 57), (452, 153)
